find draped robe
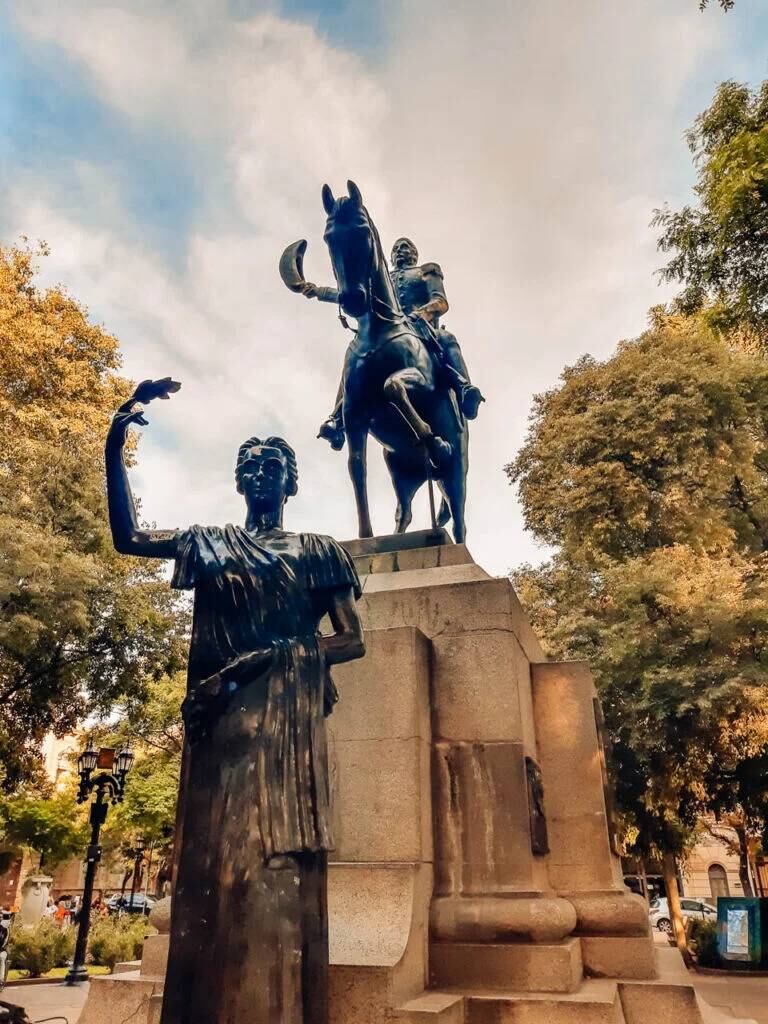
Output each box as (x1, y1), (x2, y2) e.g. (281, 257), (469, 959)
(160, 525), (360, 1024)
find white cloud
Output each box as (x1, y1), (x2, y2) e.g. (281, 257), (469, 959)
(4, 0), (743, 573)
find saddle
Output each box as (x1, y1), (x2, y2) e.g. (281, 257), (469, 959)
(408, 315), (448, 373)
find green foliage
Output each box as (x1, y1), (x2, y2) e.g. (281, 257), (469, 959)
(0, 242), (189, 788)
(508, 315), (768, 857)
(0, 791), (87, 868)
(689, 918), (720, 966)
(88, 915), (149, 969)
(509, 314), (768, 563)
(8, 920), (75, 977)
(99, 672), (185, 863)
(655, 80), (768, 342)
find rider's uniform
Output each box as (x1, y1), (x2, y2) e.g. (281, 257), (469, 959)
(390, 261), (473, 392)
(317, 260), (481, 439)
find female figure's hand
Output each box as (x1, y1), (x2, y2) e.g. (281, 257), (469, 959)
(182, 647), (274, 743)
(204, 647), (275, 693)
(107, 378), (181, 448)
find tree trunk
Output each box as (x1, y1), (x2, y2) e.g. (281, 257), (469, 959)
(639, 861), (650, 904)
(662, 852), (687, 952)
(734, 824), (754, 897)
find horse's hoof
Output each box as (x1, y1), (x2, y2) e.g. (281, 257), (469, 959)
(427, 435), (452, 468)
(317, 418), (346, 450)
(436, 499), (451, 528)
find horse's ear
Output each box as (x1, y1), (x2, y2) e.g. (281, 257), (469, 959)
(322, 184), (335, 216)
(347, 180), (363, 207)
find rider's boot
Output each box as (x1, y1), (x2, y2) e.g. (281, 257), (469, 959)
(317, 414), (345, 451)
(460, 383), (485, 420)
(426, 433), (452, 469)
(442, 364), (485, 420)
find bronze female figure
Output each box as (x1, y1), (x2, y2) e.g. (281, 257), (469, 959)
(105, 379), (365, 1024)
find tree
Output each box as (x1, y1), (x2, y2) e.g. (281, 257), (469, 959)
(0, 243), (188, 788)
(654, 80), (768, 342)
(99, 672), (185, 894)
(699, 1), (735, 9)
(0, 790), (88, 870)
(508, 313), (768, 946)
(703, 745), (768, 896)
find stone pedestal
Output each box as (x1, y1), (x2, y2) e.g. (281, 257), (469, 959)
(79, 529), (754, 1024)
(18, 875), (52, 928)
(532, 661), (657, 980)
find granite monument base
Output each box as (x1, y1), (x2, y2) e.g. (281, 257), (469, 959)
(79, 530), (754, 1024)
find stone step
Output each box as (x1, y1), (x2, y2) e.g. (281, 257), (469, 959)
(351, 542), (474, 578)
(398, 982), (624, 1024)
(113, 960), (141, 974)
(77, 971), (164, 1024)
(342, 529), (452, 558)
(618, 982), (704, 1024)
(148, 993), (163, 1024)
(465, 982), (625, 1024)
(397, 992), (466, 1023)
(430, 939), (583, 994)
(615, 949), (758, 1024)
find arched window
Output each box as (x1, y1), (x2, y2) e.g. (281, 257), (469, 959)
(708, 863), (729, 901)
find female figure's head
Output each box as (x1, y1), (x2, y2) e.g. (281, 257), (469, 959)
(236, 436), (298, 529)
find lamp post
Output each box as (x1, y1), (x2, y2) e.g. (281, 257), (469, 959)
(64, 738), (134, 986)
(128, 837), (146, 912)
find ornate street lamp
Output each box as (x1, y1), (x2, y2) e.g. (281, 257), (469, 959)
(127, 836), (147, 912)
(64, 740), (134, 986)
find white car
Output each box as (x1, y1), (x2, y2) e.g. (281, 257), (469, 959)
(649, 896), (717, 933)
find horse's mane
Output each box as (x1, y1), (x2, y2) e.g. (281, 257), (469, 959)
(329, 196), (404, 317)
(363, 206), (403, 315)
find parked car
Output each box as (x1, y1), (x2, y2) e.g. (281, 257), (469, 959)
(649, 896), (717, 933)
(107, 893), (156, 916)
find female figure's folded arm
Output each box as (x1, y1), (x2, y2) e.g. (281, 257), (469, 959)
(320, 586), (365, 665)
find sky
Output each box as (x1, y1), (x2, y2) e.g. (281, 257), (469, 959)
(2, 0), (768, 576)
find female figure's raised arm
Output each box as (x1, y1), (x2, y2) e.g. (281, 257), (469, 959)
(105, 378), (181, 559)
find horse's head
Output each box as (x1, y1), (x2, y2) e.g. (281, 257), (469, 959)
(322, 180), (376, 319)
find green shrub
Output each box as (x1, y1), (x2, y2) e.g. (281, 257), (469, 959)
(88, 915), (149, 970)
(690, 918), (720, 967)
(8, 920), (75, 977)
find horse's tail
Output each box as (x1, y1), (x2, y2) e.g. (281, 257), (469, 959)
(436, 497), (451, 528)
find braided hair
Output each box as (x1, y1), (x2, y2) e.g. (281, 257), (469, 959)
(235, 436), (299, 497)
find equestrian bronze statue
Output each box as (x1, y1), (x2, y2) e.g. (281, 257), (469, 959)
(280, 181), (482, 543)
(105, 379), (365, 1024)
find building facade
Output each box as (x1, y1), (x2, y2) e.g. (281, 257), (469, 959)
(681, 826), (747, 902)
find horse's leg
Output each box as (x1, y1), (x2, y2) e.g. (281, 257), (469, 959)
(383, 369), (452, 467)
(434, 483), (452, 529)
(346, 424), (373, 538)
(441, 458), (467, 544)
(384, 452), (423, 534)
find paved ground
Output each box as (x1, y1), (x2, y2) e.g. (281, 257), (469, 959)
(693, 972), (768, 1023)
(3, 964), (767, 1024)
(651, 929), (768, 1023)
(2, 981), (89, 1024)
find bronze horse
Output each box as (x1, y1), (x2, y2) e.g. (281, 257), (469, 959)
(310, 181), (469, 542)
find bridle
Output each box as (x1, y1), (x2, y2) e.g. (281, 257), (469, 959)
(330, 207), (408, 334)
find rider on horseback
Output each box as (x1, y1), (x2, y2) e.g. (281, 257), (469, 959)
(301, 236), (484, 450)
